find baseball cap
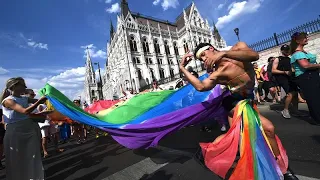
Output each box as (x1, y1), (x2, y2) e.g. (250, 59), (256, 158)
(280, 44), (290, 51)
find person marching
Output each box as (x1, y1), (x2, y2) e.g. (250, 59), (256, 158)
(1, 77), (47, 180)
(179, 42), (298, 179)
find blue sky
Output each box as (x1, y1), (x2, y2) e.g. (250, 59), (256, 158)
(0, 0), (319, 99)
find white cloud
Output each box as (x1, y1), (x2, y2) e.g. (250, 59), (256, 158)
(27, 40), (48, 50)
(81, 44), (107, 59)
(0, 67), (87, 100)
(105, 0), (112, 3)
(153, 0), (179, 10)
(216, 0), (263, 29)
(0, 32), (48, 50)
(106, 3), (120, 13)
(0, 67), (9, 75)
(153, 0), (161, 5)
(217, 4), (224, 10)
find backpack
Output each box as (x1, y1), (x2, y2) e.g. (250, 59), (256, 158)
(267, 61), (274, 80)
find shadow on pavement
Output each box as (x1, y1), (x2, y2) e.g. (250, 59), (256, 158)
(312, 135), (320, 144)
(158, 124), (222, 154)
(45, 136), (127, 180)
(140, 170), (173, 180)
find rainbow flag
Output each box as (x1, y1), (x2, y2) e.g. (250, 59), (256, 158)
(200, 100), (285, 179)
(39, 74), (229, 149)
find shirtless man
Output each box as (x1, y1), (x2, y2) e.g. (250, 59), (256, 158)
(179, 42), (298, 180)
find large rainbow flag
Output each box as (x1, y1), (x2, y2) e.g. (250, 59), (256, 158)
(39, 74), (228, 149)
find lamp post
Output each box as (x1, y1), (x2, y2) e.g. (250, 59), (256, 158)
(94, 62), (103, 100)
(234, 28), (240, 42)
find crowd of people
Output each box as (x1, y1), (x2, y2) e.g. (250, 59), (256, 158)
(252, 33), (320, 125)
(0, 31), (319, 179)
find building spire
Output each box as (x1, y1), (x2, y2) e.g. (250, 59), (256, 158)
(121, 0), (129, 18)
(212, 21), (221, 42)
(110, 19), (115, 40)
(85, 47), (96, 84)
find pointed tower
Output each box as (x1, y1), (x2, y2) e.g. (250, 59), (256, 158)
(84, 47), (98, 104)
(85, 47), (96, 84)
(212, 21), (222, 42)
(110, 19), (115, 41)
(121, 0), (129, 19)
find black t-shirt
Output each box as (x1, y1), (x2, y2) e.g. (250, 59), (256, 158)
(274, 56), (292, 82)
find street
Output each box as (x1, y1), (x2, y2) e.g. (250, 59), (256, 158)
(0, 103), (319, 180)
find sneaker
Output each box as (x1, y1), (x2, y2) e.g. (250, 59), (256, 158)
(103, 132), (108, 136)
(221, 125), (226, 132)
(76, 140), (81, 144)
(284, 168), (299, 180)
(281, 109), (291, 119)
(96, 135), (100, 139)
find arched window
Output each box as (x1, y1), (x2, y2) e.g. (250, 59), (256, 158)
(129, 36), (138, 52)
(150, 68), (155, 80)
(173, 42), (179, 55)
(194, 36), (197, 46)
(169, 59), (173, 65)
(159, 68), (165, 79)
(125, 80), (130, 89)
(137, 69), (142, 80)
(157, 58), (163, 64)
(183, 40), (189, 53)
(132, 57), (141, 64)
(199, 37), (202, 43)
(91, 90), (95, 96)
(170, 69), (174, 78)
(142, 37), (149, 53)
(204, 38), (207, 43)
(164, 40), (170, 55)
(154, 39), (161, 54)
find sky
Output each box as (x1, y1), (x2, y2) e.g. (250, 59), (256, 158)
(0, 0), (319, 100)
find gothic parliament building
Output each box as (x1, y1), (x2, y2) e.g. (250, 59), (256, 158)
(84, 0), (226, 103)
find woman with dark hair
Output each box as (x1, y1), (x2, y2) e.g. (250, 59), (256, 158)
(1, 77), (47, 179)
(290, 32), (320, 125)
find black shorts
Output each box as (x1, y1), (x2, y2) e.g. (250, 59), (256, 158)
(275, 77), (298, 94)
(222, 94), (253, 112)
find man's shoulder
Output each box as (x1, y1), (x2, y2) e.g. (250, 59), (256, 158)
(231, 42), (249, 51)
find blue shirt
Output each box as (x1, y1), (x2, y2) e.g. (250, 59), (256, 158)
(291, 52), (317, 77)
(1, 96), (29, 124)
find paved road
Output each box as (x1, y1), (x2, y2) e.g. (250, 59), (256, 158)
(0, 103), (319, 180)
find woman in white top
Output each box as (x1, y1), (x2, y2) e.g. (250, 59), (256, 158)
(0, 77), (47, 180)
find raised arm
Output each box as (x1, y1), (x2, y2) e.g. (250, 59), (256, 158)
(3, 96), (47, 115)
(222, 42), (259, 62)
(179, 53), (217, 92)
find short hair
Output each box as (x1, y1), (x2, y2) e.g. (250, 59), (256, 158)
(193, 43), (214, 59)
(268, 57), (274, 63)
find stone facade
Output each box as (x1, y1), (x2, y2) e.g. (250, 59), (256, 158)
(84, 49), (103, 103)
(256, 32), (320, 67)
(98, 0), (227, 100)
